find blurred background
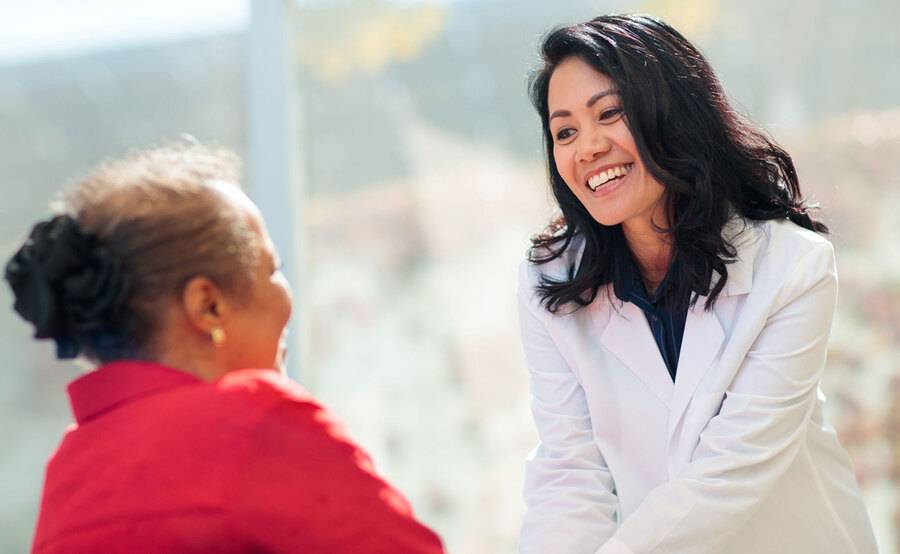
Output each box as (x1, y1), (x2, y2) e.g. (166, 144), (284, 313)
(1, 0), (898, 552)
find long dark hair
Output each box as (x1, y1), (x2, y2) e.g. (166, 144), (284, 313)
(528, 14), (826, 313)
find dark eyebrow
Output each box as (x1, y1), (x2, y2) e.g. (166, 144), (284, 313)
(548, 109), (571, 122)
(586, 89), (617, 107)
(549, 88), (619, 122)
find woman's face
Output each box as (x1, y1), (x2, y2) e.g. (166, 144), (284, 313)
(547, 56), (666, 228)
(217, 190), (293, 373)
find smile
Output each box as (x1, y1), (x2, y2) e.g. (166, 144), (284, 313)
(586, 163), (633, 191)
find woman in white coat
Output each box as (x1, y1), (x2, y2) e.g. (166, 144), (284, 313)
(518, 15), (878, 554)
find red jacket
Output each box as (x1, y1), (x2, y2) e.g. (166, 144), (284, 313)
(32, 361), (445, 553)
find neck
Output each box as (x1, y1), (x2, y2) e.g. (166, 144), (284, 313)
(144, 304), (232, 382)
(622, 208), (673, 288)
(150, 349), (228, 382)
(147, 324), (230, 382)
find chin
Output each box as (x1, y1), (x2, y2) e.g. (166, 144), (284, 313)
(586, 208), (627, 227)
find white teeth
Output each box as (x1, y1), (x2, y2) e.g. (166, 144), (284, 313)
(587, 164), (632, 191)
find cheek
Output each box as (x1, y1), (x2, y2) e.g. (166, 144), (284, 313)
(553, 146), (577, 189)
(279, 289), (292, 326)
(273, 279), (293, 327)
(246, 282), (291, 336)
(639, 169), (665, 203)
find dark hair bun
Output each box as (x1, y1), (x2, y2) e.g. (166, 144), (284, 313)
(4, 215), (130, 359)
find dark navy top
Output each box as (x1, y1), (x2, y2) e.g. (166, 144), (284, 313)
(613, 250), (689, 381)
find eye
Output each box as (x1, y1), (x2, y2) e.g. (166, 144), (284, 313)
(555, 127), (575, 142)
(599, 108), (623, 122)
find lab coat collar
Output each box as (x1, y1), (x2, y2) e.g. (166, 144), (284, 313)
(718, 216), (762, 297)
(596, 217), (761, 413)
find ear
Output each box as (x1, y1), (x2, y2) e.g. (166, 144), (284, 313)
(181, 276), (232, 334)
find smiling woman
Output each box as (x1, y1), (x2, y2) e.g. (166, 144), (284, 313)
(517, 14), (878, 554)
(547, 57), (665, 262)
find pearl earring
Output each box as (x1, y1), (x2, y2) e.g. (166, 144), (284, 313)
(211, 327), (226, 347)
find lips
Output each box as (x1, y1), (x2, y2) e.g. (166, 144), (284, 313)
(585, 163), (634, 191)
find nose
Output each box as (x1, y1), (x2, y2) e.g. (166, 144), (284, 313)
(576, 126), (612, 163)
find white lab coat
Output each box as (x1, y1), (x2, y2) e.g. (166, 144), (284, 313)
(518, 218), (878, 554)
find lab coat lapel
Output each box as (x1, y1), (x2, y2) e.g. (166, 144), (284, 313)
(599, 300), (674, 407)
(667, 300), (726, 439)
(667, 217), (761, 440)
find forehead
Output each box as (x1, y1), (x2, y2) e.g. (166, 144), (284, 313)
(208, 180), (257, 215)
(547, 56), (615, 111)
(207, 180), (271, 248)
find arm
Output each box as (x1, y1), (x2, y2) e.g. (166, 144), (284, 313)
(598, 241), (838, 554)
(518, 262), (620, 553)
(231, 397), (445, 553)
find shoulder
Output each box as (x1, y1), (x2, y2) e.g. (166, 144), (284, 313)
(216, 369), (354, 444)
(757, 217), (832, 255)
(216, 368), (315, 402)
(751, 218), (835, 276)
(211, 369), (330, 427)
(735, 218), (836, 306)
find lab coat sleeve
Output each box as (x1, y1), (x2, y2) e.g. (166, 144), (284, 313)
(518, 261), (620, 554)
(597, 240), (839, 554)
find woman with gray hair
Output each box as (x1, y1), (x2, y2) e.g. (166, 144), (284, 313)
(7, 142), (444, 553)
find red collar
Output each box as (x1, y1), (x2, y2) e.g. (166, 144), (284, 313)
(67, 360), (202, 424)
